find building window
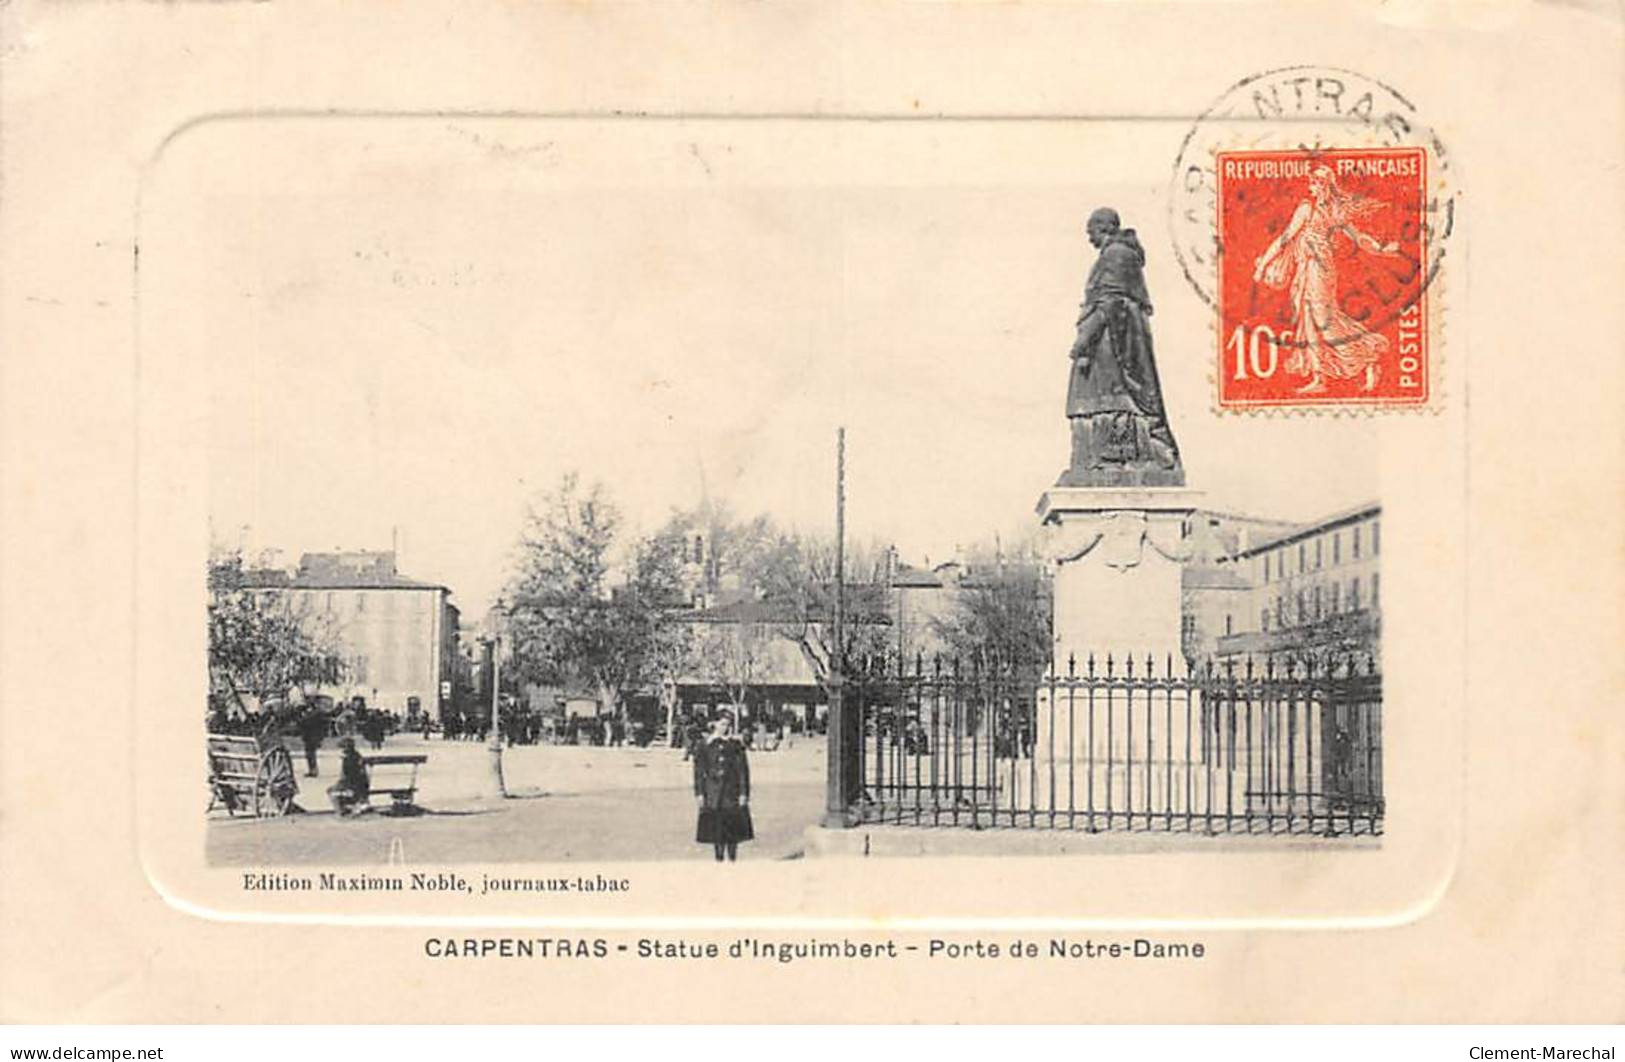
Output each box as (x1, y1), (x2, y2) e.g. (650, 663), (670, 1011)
(1277, 553), (1285, 579)
(1333, 533), (1341, 565)
(1298, 543), (1306, 572)
(1330, 583), (1341, 613)
(1225, 614), (1234, 636)
(1296, 590), (1306, 626)
(1262, 556), (1270, 584)
(1372, 521), (1381, 555)
(1315, 538), (1323, 569)
(1182, 614), (1196, 637)
(1353, 527), (1362, 559)
(356, 592), (367, 612)
(1276, 596), (1285, 627)
(1313, 585), (1322, 620)
(1261, 610), (1271, 632)
(1350, 578), (1361, 609)
(1371, 572), (1380, 607)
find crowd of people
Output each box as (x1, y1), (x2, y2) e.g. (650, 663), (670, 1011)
(207, 694), (410, 769)
(434, 703), (810, 753)
(436, 712), (492, 743)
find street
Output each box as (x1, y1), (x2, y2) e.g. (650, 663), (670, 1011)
(206, 733), (826, 865)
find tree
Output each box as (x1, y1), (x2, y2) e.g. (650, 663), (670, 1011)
(207, 551), (345, 714)
(930, 548), (1053, 675)
(690, 619), (772, 712)
(503, 474), (690, 714)
(656, 501), (897, 690)
(757, 531), (896, 685)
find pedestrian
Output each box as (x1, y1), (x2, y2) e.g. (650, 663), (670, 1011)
(681, 713), (704, 762)
(693, 708), (752, 863)
(296, 705), (330, 777)
(326, 738), (371, 816)
(361, 710), (386, 751)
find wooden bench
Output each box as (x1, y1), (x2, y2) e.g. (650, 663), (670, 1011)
(361, 754), (428, 812)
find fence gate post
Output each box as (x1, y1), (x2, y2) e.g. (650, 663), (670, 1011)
(822, 674), (858, 827)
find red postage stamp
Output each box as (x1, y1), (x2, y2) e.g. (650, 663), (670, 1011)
(1216, 147), (1429, 408)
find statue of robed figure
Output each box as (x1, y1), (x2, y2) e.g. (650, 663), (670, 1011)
(1058, 207), (1184, 488)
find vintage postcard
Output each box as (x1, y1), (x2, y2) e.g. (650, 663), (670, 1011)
(1, 0), (1620, 1025)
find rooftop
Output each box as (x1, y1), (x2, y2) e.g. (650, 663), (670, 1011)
(690, 584), (892, 625)
(1182, 565), (1252, 591)
(1229, 502), (1381, 558)
(239, 550), (448, 592)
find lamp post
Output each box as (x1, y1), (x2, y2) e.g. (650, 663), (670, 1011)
(485, 634), (507, 798)
(823, 426), (855, 827)
(661, 676), (677, 751)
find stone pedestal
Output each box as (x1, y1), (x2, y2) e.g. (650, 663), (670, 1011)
(1017, 487), (1203, 814)
(1036, 487), (1203, 672)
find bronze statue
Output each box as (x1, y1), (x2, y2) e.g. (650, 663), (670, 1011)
(1058, 207), (1183, 488)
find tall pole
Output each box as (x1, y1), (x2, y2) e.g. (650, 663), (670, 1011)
(835, 426), (845, 674)
(824, 427), (853, 827)
(488, 635), (507, 798)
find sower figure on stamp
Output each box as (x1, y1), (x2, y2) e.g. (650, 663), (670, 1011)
(1059, 207), (1183, 487)
(1251, 165), (1406, 395)
(693, 708), (753, 862)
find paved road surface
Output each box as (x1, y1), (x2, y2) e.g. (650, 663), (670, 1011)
(207, 734), (825, 865)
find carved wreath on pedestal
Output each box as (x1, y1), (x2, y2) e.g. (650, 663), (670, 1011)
(1042, 511), (1190, 570)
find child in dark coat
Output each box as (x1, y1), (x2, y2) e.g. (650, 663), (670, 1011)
(693, 710), (752, 862)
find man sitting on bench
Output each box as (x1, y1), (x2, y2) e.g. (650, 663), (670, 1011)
(326, 737), (371, 816)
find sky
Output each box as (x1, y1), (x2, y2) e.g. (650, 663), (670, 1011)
(179, 118), (1379, 618)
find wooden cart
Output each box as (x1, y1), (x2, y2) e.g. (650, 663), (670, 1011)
(207, 732), (299, 817)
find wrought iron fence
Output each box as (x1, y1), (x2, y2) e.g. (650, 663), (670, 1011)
(845, 653), (1382, 836)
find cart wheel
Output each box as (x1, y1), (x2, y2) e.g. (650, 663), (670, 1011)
(254, 747), (297, 817)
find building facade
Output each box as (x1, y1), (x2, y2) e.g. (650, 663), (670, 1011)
(1208, 502), (1382, 665)
(241, 551), (460, 720)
